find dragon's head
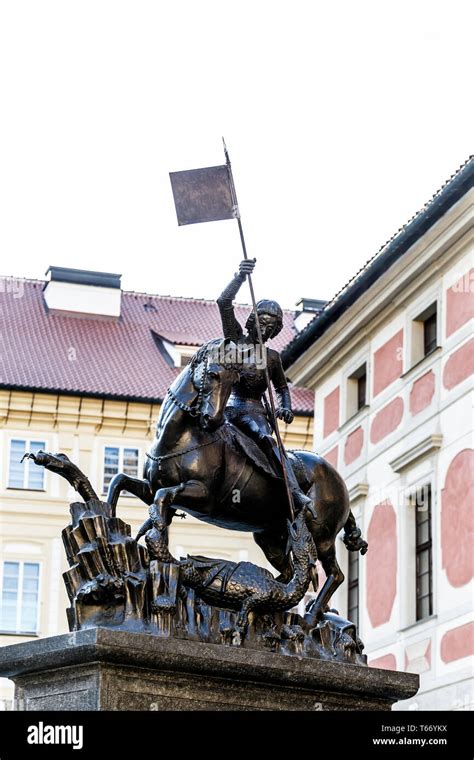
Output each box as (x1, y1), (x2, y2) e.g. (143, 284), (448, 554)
(286, 507), (318, 569)
(21, 451), (71, 474)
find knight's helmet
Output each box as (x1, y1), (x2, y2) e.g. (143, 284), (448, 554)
(245, 299), (284, 340)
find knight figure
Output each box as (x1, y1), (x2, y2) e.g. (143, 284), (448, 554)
(217, 258), (313, 514)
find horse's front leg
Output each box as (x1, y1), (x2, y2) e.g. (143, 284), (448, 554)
(144, 480), (208, 561)
(107, 473), (154, 515)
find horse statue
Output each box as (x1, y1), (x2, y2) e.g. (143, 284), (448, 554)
(107, 337), (367, 622)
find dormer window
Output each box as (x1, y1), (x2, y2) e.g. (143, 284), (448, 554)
(151, 331), (196, 368)
(174, 345), (196, 367)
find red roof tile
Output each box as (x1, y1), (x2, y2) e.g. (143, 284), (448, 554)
(0, 280), (314, 414)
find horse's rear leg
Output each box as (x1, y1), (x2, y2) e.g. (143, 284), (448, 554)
(304, 547), (344, 625)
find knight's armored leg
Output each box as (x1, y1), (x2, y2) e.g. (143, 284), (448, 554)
(227, 408), (315, 515)
(266, 437), (315, 515)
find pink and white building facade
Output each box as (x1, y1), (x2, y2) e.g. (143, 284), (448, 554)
(284, 159), (473, 710)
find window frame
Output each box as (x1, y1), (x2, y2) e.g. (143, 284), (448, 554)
(423, 311), (438, 356)
(342, 353), (370, 424)
(347, 549), (360, 630)
(7, 438), (47, 491)
(0, 559), (41, 636)
(414, 485), (433, 622)
(356, 368), (367, 412)
(407, 289), (441, 370)
(101, 444), (141, 496)
(400, 476), (436, 630)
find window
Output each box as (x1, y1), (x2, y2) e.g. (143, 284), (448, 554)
(357, 372), (367, 411)
(8, 439), (46, 490)
(180, 356), (191, 367)
(346, 363), (367, 419)
(103, 446), (139, 494)
(414, 485), (433, 621)
(423, 312), (437, 356)
(0, 561), (40, 634)
(151, 332), (196, 368)
(347, 551), (359, 629)
(411, 303), (438, 366)
(175, 346), (196, 367)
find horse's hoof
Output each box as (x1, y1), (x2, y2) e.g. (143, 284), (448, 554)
(219, 622), (233, 637)
(233, 620), (248, 643)
(304, 602), (324, 626)
(281, 623), (305, 642)
(232, 629), (243, 646)
(343, 529), (368, 555)
(262, 629), (281, 649)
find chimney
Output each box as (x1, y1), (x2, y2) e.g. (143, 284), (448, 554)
(43, 267), (122, 319)
(294, 298), (327, 332)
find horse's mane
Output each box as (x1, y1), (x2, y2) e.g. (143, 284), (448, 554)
(166, 339), (223, 401)
(190, 338), (241, 370)
(190, 338), (222, 368)
(189, 340), (217, 368)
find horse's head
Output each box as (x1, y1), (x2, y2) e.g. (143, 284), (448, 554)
(193, 339), (240, 430)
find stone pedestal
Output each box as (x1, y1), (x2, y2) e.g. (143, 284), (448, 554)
(0, 628), (418, 711)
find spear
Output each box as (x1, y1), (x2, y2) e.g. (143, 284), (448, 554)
(169, 142), (296, 522)
(221, 139), (295, 522)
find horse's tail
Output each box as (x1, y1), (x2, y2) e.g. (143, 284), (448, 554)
(342, 511), (368, 554)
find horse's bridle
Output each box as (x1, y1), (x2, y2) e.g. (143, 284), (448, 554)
(166, 354), (209, 417)
(148, 359), (222, 467)
(148, 351), (229, 469)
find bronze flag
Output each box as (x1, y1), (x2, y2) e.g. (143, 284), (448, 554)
(169, 165), (235, 226)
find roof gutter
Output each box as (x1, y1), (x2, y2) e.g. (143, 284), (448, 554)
(0, 384), (313, 416)
(0, 384), (164, 406)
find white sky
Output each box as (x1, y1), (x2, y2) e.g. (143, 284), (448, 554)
(0, 0), (472, 309)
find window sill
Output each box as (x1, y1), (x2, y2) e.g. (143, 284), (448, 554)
(102, 493), (138, 499)
(399, 614), (437, 633)
(401, 346), (442, 380)
(0, 631), (39, 638)
(338, 404), (370, 434)
(6, 487), (46, 493)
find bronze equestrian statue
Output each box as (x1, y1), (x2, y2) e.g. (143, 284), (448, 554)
(106, 259), (368, 619)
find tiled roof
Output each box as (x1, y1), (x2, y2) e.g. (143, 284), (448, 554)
(0, 280), (314, 414)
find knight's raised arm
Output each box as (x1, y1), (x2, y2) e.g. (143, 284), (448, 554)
(217, 259), (256, 341)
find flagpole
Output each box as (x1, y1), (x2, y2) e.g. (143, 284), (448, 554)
(222, 138), (295, 523)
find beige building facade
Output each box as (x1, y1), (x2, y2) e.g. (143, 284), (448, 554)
(0, 280), (313, 707)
